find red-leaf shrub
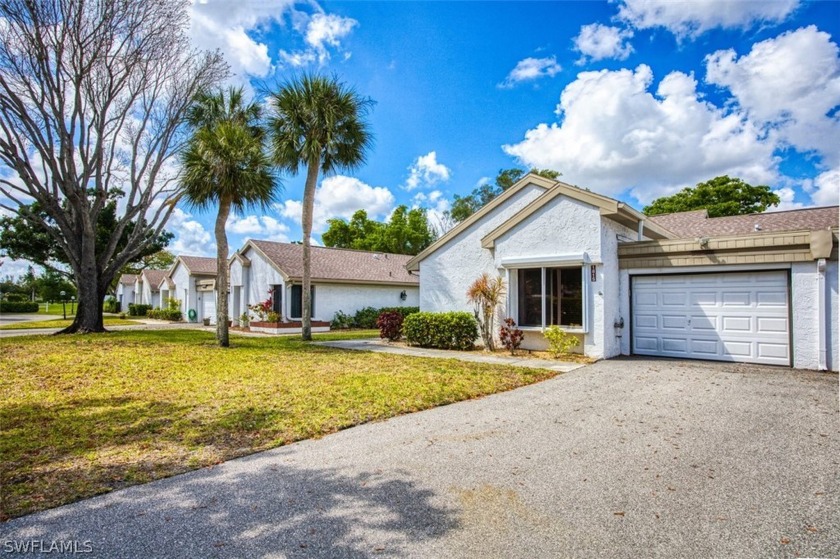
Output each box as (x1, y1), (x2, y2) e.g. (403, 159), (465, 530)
(377, 310), (404, 341)
(499, 317), (524, 355)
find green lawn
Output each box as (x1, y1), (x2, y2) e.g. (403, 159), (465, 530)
(36, 302), (76, 316)
(0, 329), (555, 519)
(0, 317), (141, 330)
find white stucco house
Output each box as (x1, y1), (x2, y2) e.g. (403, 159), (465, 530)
(162, 255), (217, 323)
(407, 173), (839, 371)
(230, 240), (419, 328)
(116, 274), (138, 309)
(134, 269), (168, 308)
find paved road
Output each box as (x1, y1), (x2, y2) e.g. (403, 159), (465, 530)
(0, 312), (63, 325)
(2, 358), (837, 558)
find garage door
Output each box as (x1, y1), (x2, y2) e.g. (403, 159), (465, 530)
(202, 296), (216, 325)
(632, 271), (790, 366)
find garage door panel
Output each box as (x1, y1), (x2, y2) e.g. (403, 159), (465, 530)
(633, 271), (790, 366)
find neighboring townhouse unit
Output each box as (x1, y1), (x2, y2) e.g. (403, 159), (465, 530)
(407, 173), (838, 371)
(230, 240), (419, 327)
(135, 269), (168, 309)
(116, 274), (138, 308)
(165, 255), (217, 323)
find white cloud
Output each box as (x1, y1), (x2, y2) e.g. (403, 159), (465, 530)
(277, 175), (395, 233)
(412, 189), (453, 235)
(168, 208), (216, 256)
(503, 65), (777, 204)
(226, 214), (290, 240)
(574, 24), (634, 62)
(499, 56), (562, 88)
(188, 0), (294, 80)
(770, 186), (805, 211)
(278, 12), (358, 67)
(617, 0), (800, 38)
(803, 167), (840, 207)
(404, 151), (452, 191)
(705, 26), (840, 166)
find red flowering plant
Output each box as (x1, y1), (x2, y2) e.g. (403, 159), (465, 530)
(249, 293), (273, 322)
(499, 318), (524, 355)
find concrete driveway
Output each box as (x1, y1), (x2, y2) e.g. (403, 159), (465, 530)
(2, 358), (837, 558)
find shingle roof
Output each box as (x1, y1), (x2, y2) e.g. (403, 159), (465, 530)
(119, 274), (138, 286)
(648, 206), (839, 237)
(249, 240), (419, 285)
(178, 256), (217, 275)
(140, 269), (168, 292)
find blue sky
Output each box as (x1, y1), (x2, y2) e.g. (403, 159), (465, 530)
(2, 0), (840, 277)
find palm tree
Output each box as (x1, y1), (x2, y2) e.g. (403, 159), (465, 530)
(267, 74), (373, 341)
(181, 87), (277, 347)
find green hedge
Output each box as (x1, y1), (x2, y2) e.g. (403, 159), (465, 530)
(127, 303), (152, 316)
(332, 306), (421, 330)
(0, 301), (39, 313)
(403, 311), (478, 350)
(147, 308), (182, 321)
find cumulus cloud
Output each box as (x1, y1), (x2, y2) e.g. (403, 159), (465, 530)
(168, 208), (216, 256)
(803, 167), (840, 207)
(279, 12), (358, 67)
(499, 56), (562, 88)
(705, 25), (840, 166)
(503, 64), (777, 204)
(226, 214), (290, 241)
(277, 175), (395, 233)
(404, 151), (451, 191)
(574, 24), (634, 63)
(770, 186), (805, 211)
(411, 189), (453, 234)
(617, 0), (800, 38)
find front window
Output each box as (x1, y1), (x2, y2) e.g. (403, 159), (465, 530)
(290, 285), (315, 319)
(516, 266), (584, 329)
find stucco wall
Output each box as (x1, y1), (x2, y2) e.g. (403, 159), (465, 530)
(600, 219), (639, 359)
(311, 283), (419, 322)
(419, 183), (547, 314)
(827, 260), (838, 372)
(170, 263), (197, 319)
(791, 261), (838, 371)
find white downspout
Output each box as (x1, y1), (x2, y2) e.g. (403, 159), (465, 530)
(637, 220), (644, 241)
(817, 258), (827, 371)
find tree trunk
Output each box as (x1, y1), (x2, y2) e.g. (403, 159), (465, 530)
(57, 253), (107, 334)
(215, 197), (231, 347)
(301, 162), (320, 341)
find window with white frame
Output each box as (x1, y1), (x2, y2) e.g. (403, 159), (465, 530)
(515, 266), (584, 329)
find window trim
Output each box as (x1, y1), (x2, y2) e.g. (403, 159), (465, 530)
(507, 261), (590, 334)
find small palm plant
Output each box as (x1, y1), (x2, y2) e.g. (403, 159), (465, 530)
(466, 273), (505, 351)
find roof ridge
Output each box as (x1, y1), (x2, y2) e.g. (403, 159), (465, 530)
(251, 239), (412, 259)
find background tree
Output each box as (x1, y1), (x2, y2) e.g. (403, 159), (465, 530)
(181, 87), (276, 347)
(0, 0), (226, 333)
(322, 205), (435, 255)
(36, 269), (77, 303)
(643, 176), (781, 217)
(450, 168), (560, 222)
(268, 74), (374, 341)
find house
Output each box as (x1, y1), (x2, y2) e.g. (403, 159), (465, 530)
(134, 269), (169, 308)
(163, 255), (217, 323)
(230, 240), (419, 331)
(116, 274), (138, 309)
(407, 173), (839, 371)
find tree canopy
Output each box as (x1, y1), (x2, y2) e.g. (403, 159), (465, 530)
(643, 176), (780, 218)
(450, 168), (560, 223)
(322, 206), (435, 255)
(0, 0), (226, 333)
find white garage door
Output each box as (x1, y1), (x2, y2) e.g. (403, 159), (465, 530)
(632, 271), (790, 366)
(202, 296), (216, 325)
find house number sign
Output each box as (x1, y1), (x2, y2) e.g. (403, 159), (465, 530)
(590, 265), (596, 282)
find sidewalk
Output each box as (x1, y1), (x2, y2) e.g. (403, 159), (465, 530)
(316, 338), (585, 372)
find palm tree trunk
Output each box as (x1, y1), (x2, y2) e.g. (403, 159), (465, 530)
(215, 196), (231, 347)
(301, 161), (319, 341)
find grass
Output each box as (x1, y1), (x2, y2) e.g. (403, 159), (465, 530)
(0, 329), (555, 519)
(0, 317), (142, 330)
(36, 302), (76, 316)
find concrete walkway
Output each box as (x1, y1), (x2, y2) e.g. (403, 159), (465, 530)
(2, 358), (837, 558)
(317, 338), (585, 372)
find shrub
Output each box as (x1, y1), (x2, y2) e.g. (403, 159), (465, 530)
(147, 308), (181, 321)
(544, 325), (579, 358)
(499, 318), (524, 355)
(119, 312), (127, 319)
(103, 297), (121, 313)
(5, 293), (28, 302)
(266, 311), (280, 323)
(331, 310), (352, 330)
(404, 311), (478, 350)
(377, 311), (404, 341)
(127, 303), (151, 316)
(0, 301), (38, 313)
(379, 306), (419, 320)
(352, 306), (380, 329)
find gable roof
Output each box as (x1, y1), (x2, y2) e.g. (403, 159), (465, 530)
(118, 274), (138, 286)
(405, 173), (557, 271)
(480, 179), (673, 249)
(176, 255), (217, 275)
(648, 206), (839, 237)
(246, 240), (419, 286)
(140, 269), (168, 292)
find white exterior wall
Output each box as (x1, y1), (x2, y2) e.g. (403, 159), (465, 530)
(494, 197), (603, 355)
(419, 183), (547, 314)
(116, 283), (135, 307)
(311, 283), (419, 322)
(169, 263), (197, 319)
(601, 219), (640, 359)
(827, 260), (838, 372)
(243, 248), (285, 311)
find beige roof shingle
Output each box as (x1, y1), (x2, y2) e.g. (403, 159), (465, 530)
(140, 269), (168, 292)
(179, 256), (217, 275)
(249, 241), (419, 285)
(119, 274), (138, 286)
(649, 206), (839, 237)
